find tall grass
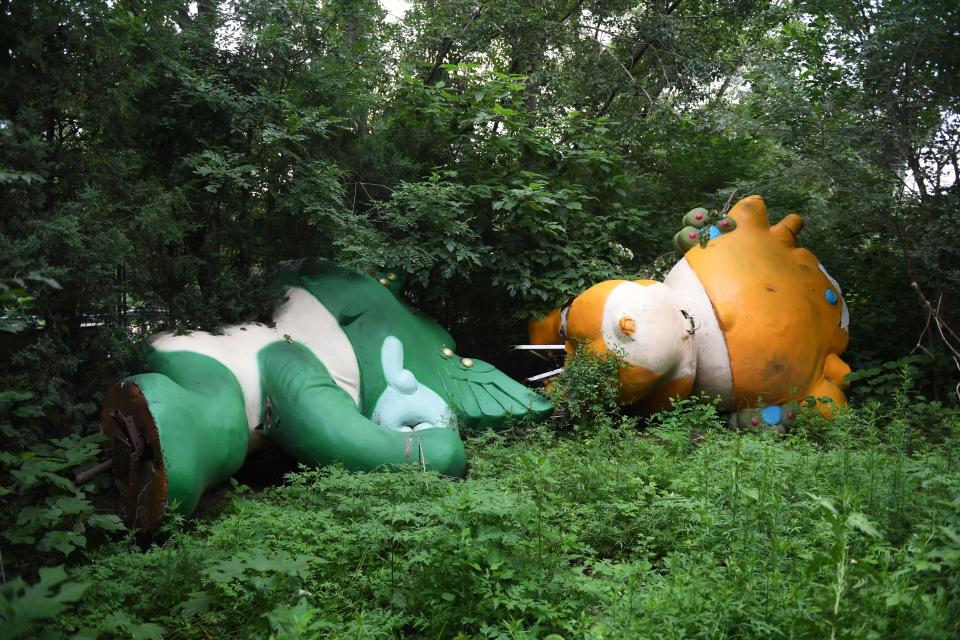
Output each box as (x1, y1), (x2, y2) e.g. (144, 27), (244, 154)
(44, 396), (959, 640)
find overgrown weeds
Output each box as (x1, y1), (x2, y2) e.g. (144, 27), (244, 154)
(3, 369), (960, 639)
(543, 346), (621, 432)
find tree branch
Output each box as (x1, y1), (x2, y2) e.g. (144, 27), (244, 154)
(595, 0), (683, 116)
(425, 5), (486, 84)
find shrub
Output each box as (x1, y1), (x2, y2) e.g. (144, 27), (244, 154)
(544, 347), (621, 432)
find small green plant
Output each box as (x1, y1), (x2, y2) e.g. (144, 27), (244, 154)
(0, 389), (43, 444)
(845, 354), (934, 402)
(262, 598), (325, 639)
(199, 550), (316, 602)
(0, 434), (124, 575)
(647, 393), (726, 453)
(544, 346), (621, 431)
(0, 565), (89, 639)
(0, 273), (60, 334)
(805, 493), (883, 640)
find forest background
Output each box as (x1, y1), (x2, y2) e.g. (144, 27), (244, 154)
(1, 0), (960, 638)
(3, 0), (960, 426)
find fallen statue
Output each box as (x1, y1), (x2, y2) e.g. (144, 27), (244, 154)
(528, 195), (851, 429)
(99, 261), (551, 530)
(97, 195), (851, 530)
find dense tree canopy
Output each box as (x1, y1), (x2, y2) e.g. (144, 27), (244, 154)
(1, 0), (958, 430)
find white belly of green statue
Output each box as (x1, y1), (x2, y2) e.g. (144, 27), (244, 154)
(150, 287), (361, 450)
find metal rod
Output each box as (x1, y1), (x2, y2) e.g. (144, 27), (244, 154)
(512, 344), (566, 350)
(526, 367), (565, 382)
(528, 350), (556, 364)
(75, 458), (114, 485)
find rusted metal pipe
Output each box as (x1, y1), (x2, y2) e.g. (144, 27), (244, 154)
(75, 458), (113, 485)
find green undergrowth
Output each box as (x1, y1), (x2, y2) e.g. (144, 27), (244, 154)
(19, 399), (955, 640)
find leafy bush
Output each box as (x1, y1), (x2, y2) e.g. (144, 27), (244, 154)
(1, 434), (124, 572)
(0, 565), (89, 639)
(646, 394), (726, 454)
(543, 347), (622, 432)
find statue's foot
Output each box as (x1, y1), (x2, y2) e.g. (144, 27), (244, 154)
(731, 402), (802, 433)
(100, 381), (168, 531)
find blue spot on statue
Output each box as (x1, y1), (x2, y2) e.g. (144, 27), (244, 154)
(760, 404), (782, 425)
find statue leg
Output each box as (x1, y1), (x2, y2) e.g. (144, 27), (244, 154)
(807, 376), (849, 418)
(100, 351), (248, 530)
(257, 341), (466, 476)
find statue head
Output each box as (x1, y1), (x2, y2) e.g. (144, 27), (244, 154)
(286, 262), (553, 438)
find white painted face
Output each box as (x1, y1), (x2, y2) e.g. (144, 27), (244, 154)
(370, 336), (456, 433)
(600, 281), (697, 380)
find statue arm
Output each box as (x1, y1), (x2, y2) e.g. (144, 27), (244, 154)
(257, 341), (466, 476)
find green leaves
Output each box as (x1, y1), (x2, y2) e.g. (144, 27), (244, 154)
(0, 169), (45, 185)
(200, 550), (317, 605)
(377, 63), (643, 315)
(1, 434), (116, 571)
(262, 597), (324, 638)
(80, 612), (165, 640)
(0, 275), (58, 334)
(184, 150), (257, 195)
(0, 566), (89, 640)
(173, 592), (212, 621)
(546, 347), (622, 432)
(86, 513), (126, 533)
(845, 512), (881, 540)
(8, 400), (951, 640)
(808, 492), (882, 539)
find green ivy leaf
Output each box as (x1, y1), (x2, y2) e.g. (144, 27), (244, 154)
(0, 566), (89, 638)
(87, 513), (126, 533)
(38, 530), (87, 555)
(174, 592), (212, 620)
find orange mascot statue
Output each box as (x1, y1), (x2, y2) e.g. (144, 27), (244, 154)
(528, 195), (851, 430)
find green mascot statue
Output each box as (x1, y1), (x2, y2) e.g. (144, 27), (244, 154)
(100, 261), (552, 530)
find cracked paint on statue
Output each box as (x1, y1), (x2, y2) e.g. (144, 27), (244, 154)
(101, 261), (552, 530)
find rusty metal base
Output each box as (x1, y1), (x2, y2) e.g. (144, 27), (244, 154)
(100, 381), (168, 532)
